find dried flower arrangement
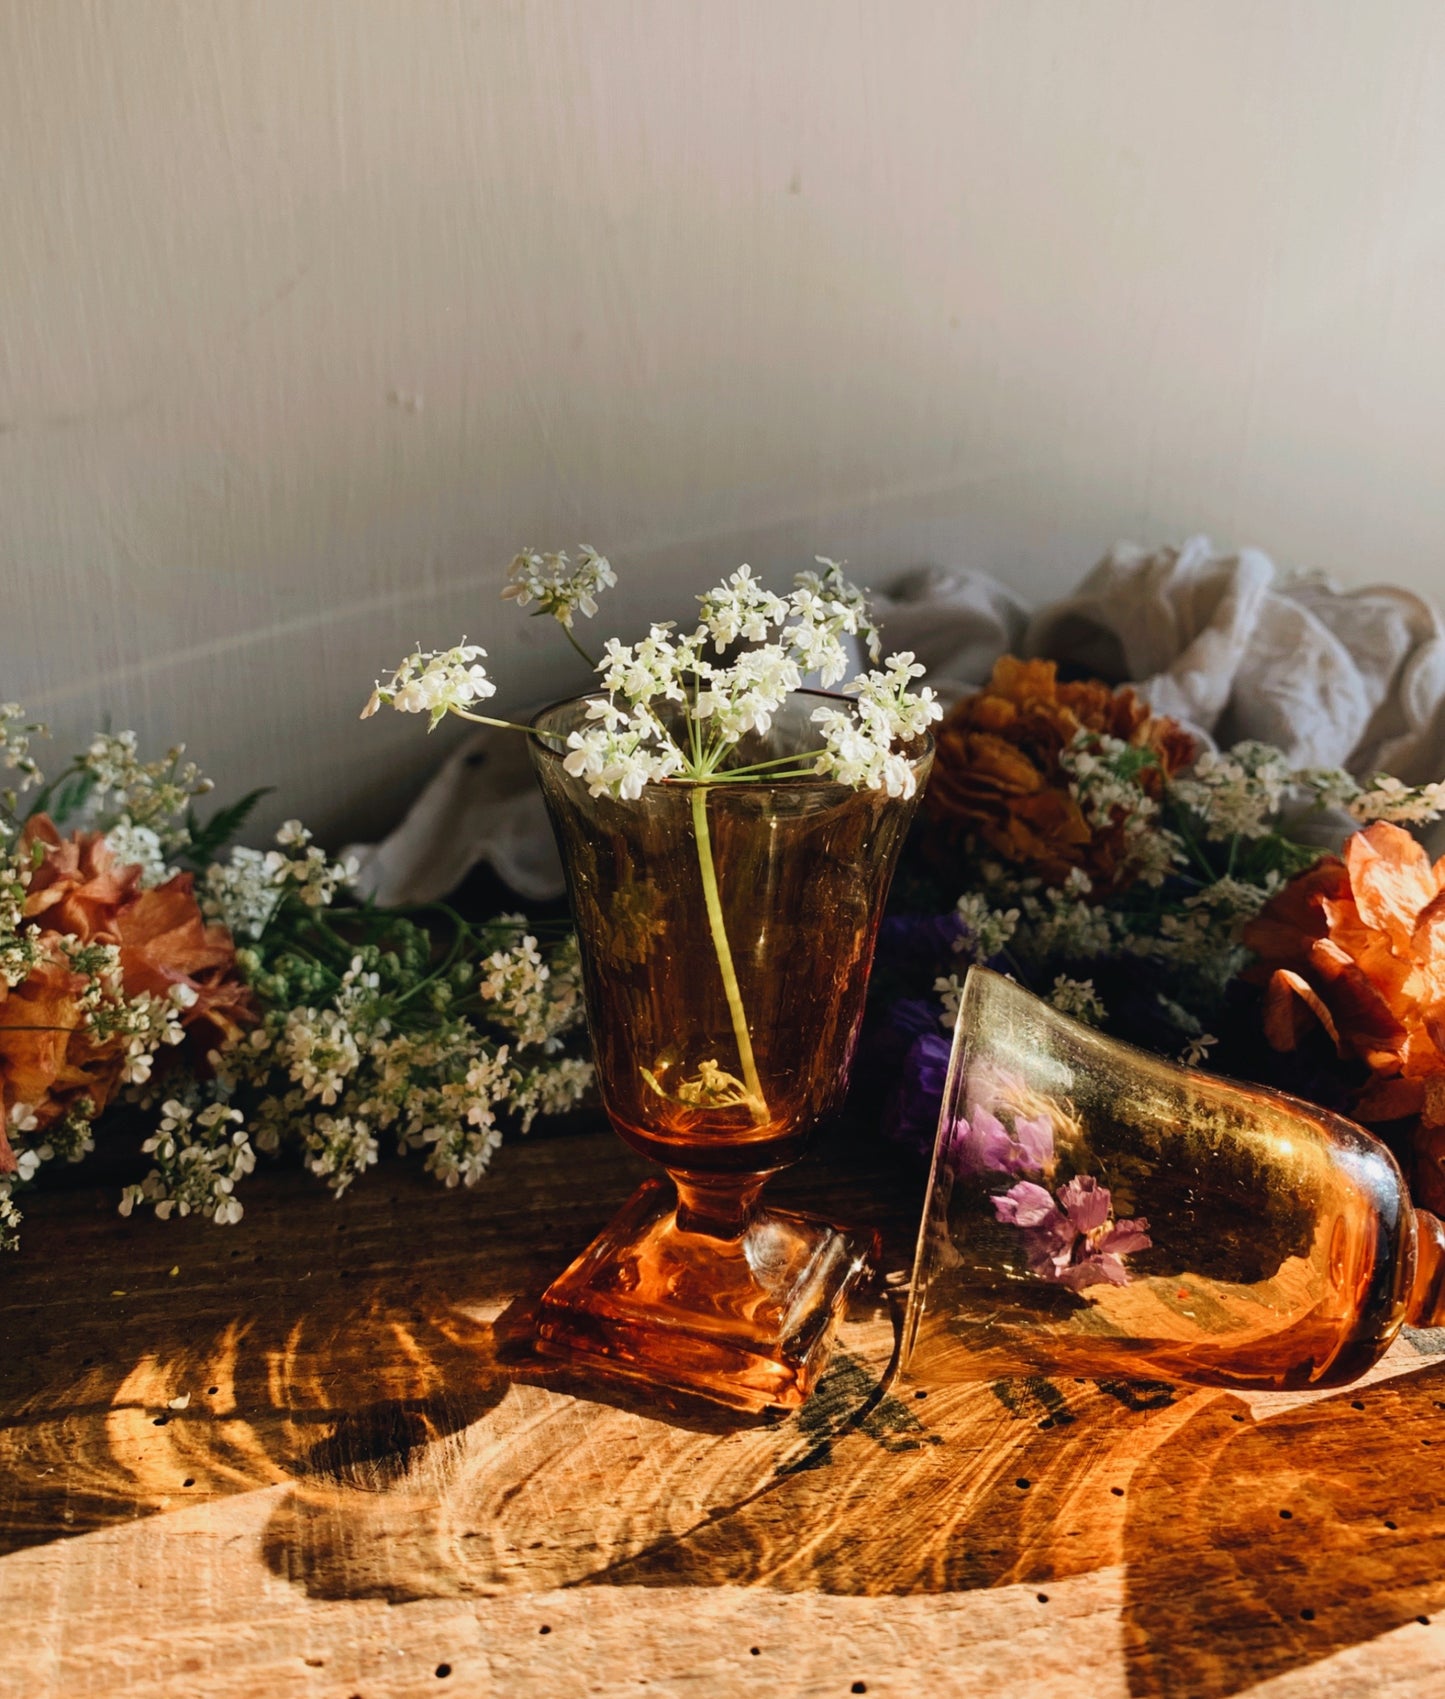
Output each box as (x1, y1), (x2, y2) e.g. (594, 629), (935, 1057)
(0, 711), (590, 1251)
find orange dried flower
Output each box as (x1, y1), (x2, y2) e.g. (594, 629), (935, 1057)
(0, 817), (254, 1158)
(924, 656), (1196, 893)
(1243, 822), (1445, 1207)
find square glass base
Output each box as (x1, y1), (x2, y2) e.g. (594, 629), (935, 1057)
(532, 1177), (878, 1415)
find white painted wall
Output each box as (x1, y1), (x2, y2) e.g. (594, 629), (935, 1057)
(3, 0), (1444, 842)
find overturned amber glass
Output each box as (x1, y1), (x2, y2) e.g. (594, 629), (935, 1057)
(902, 967), (1445, 1392)
(531, 692), (932, 1415)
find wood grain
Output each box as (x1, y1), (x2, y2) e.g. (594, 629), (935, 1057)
(4, 1125), (1445, 1697)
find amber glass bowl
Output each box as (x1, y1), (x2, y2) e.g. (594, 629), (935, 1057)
(529, 691), (932, 1414)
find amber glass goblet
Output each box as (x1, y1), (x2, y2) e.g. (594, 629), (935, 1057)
(529, 692), (932, 1415)
(902, 967), (1445, 1393)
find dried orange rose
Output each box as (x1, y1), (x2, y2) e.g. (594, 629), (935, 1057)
(0, 817), (255, 1149)
(1243, 822), (1445, 1207)
(924, 656), (1196, 893)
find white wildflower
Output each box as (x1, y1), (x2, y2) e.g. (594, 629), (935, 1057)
(1048, 975), (1107, 1026)
(1347, 774), (1445, 826)
(262, 823), (354, 910)
(479, 933), (552, 1047)
(502, 545), (616, 628)
(935, 972), (967, 1030)
(0, 1184), (22, 1253)
(0, 703), (46, 804)
(1060, 731), (1185, 887)
(693, 645), (802, 740)
(299, 1113), (379, 1194)
(120, 1098), (253, 1227)
(597, 625), (697, 706)
(953, 892), (1020, 961)
(793, 557), (882, 664)
(562, 705), (686, 801)
(362, 642), (496, 726)
(202, 846), (284, 939)
(103, 821), (173, 889)
(1171, 742), (1295, 841)
(82, 732), (212, 840)
(812, 653), (939, 799)
(0, 847), (41, 990)
(277, 1006), (361, 1105)
(698, 565), (790, 650)
(1180, 1032), (1219, 1067)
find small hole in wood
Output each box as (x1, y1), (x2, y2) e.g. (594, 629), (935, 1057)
(183, 1478), (195, 1488)
(435, 1664), (451, 1678)
(1037, 1417), (1054, 1430)
(1037, 1592), (1049, 1603)
(914, 1390), (927, 1400)
(208, 1386), (219, 1395)
(852, 1685), (868, 1695)
(1300, 1608), (1315, 1621)
(1016, 1477), (1031, 1490)
(1419, 1616), (1431, 1626)
(1351, 1400), (1364, 1410)
(1110, 1487), (1124, 1498)
(1231, 1413), (1246, 1422)
(1279, 1509), (1293, 1519)
(539, 1625), (551, 1636)
(1386, 1520), (1399, 1530)
(749, 1648), (760, 1657)
(1425, 1440), (1435, 1447)
(153, 1415), (168, 1427)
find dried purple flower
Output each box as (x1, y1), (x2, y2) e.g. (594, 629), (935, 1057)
(993, 1172), (1151, 1289)
(947, 1104), (1055, 1179)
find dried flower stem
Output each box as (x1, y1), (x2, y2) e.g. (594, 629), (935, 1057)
(689, 784), (769, 1125)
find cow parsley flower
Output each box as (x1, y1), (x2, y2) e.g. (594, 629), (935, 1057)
(362, 643), (497, 727)
(0, 703), (46, 809)
(81, 732), (213, 843)
(103, 821), (174, 889)
(202, 846), (284, 939)
(0, 848), (40, 991)
(953, 892), (1021, 962)
(794, 556), (882, 664)
(262, 821), (355, 909)
(1347, 774), (1445, 826)
(502, 545), (616, 628)
(1171, 742), (1295, 841)
(120, 1098), (255, 1226)
(1047, 975), (1106, 1026)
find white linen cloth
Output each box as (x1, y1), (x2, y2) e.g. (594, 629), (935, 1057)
(346, 537), (1445, 906)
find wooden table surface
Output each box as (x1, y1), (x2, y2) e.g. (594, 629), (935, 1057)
(5, 1124), (1445, 1699)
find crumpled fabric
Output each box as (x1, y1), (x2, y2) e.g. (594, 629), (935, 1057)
(346, 537), (1445, 906)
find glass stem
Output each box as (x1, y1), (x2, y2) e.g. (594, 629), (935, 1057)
(689, 785), (770, 1125)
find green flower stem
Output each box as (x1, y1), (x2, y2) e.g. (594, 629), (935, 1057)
(452, 710), (553, 737)
(689, 784), (770, 1126)
(558, 624), (598, 670)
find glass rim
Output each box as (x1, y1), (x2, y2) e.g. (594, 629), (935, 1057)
(527, 687), (935, 790)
